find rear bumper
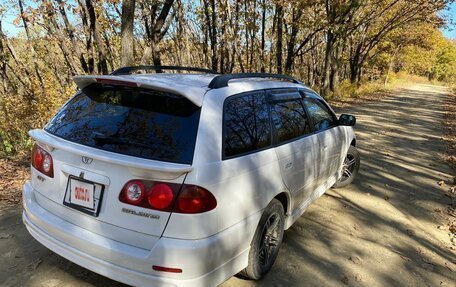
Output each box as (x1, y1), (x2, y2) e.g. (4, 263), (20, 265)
(23, 181), (256, 287)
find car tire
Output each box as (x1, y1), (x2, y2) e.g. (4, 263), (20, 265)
(333, 145), (360, 188)
(241, 199), (285, 280)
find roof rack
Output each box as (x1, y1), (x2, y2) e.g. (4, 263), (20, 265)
(111, 65), (219, 75)
(208, 73), (302, 89)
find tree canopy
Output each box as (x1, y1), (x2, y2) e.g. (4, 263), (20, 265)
(0, 0), (454, 155)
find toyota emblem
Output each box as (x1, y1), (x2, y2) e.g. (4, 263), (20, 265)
(82, 156), (93, 164)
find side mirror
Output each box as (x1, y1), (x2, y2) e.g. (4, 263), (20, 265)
(339, 114), (356, 126)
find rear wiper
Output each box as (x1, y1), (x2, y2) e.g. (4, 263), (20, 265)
(93, 135), (151, 149)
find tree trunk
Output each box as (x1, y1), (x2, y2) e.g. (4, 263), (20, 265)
(276, 4), (283, 74)
(321, 29), (334, 96)
(18, 0), (44, 90)
(0, 29), (32, 90)
(77, 0), (94, 73)
(249, 0), (257, 70)
(85, 0), (109, 74)
(120, 0), (136, 67)
(350, 45), (362, 83)
(285, 8), (299, 75)
(260, 0), (266, 73)
(152, 41), (162, 66)
(384, 44), (401, 86)
(140, 0), (174, 68)
(330, 43), (341, 92)
(47, 8), (79, 75)
(57, 0), (88, 73)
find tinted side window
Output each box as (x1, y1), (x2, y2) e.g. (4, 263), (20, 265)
(303, 98), (336, 131)
(224, 92), (271, 158)
(271, 99), (311, 144)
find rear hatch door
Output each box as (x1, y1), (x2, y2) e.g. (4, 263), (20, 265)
(29, 83), (201, 248)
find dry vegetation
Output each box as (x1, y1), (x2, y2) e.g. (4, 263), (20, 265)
(0, 0), (455, 157)
(0, 155), (28, 206)
(443, 90), (456, 171)
(0, 1), (454, 207)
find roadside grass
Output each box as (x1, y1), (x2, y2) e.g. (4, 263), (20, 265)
(327, 72), (443, 102)
(325, 72), (421, 107)
(326, 73), (455, 171)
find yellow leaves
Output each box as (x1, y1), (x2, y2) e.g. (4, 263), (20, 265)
(12, 16), (21, 26)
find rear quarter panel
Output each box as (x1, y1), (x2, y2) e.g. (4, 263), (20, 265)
(164, 88), (286, 239)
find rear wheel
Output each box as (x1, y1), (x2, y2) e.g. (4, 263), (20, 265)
(333, 145), (360, 188)
(241, 199), (285, 280)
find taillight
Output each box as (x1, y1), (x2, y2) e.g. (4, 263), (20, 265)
(32, 144), (54, 178)
(148, 184), (174, 210)
(121, 180), (145, 205)
(175, 185), (217, 214)
(119, 180), (217, 213)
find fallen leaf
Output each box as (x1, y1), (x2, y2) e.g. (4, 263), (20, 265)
(354, 274), (363, 282)
(349, 256), (361, 264)
(0, 233), (13, 239)
(26, 258), (42, 270)
(400, 255), (412, 262)
(449, 221), (456, 233)
(341, 275), (349, 285)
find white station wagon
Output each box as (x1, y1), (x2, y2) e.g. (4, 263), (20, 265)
(23, 66), (360, 287)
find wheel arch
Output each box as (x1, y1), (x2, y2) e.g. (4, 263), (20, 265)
(273, 192), (291, 216)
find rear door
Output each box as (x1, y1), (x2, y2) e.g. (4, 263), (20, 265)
(302, 96), (344, 186)
(269, 89), (319, 210)
(30, 83), (201, 248)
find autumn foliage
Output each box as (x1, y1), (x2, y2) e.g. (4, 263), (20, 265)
(0, 0), (454, 156)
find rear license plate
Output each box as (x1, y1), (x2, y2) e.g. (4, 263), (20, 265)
(63, 176), (104, 217)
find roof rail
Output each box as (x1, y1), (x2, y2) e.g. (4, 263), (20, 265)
(111, 65), (219, 75)
(208, 73), (302, 89)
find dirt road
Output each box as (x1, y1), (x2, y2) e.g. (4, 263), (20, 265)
(1, 84), (455, 287)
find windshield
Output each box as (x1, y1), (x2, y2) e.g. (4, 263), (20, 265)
(45, 83), (201, 164)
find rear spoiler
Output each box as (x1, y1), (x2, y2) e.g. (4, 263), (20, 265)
(29, 129), (193, 180)
(73, 75), (207, 107)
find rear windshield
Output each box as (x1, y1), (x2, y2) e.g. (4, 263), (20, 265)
(45, 84), (201, 164)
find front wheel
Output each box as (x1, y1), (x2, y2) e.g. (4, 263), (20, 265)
(240, 199), (285, 280)
(333, 145), (360, 188)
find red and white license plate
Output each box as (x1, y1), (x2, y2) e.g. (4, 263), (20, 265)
(69, 178), (95, 210)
